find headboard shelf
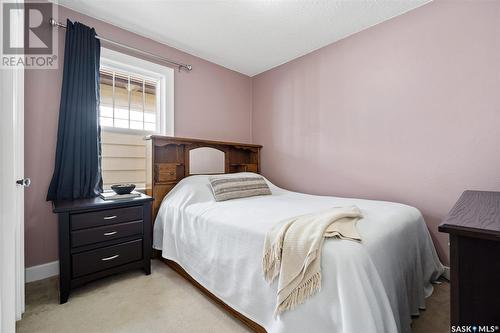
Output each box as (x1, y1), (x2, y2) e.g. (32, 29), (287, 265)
(147, 135), (262, 148)
(146, 136), (262, 219)
(154, 162), (183, 183)
(229, 163), (258, 173)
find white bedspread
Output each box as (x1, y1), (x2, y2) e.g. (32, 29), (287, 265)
(153, 173), (443, 333)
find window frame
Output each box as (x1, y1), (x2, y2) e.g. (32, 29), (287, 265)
(99, 47), (174, 136)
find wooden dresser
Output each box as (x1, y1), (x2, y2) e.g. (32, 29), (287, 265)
(439, 191), (500, 326)
(53, 194), (154, 303)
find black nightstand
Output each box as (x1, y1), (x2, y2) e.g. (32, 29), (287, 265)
(53, 193), (154, 303)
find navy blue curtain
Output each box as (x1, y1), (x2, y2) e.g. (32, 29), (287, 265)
(47, 20), (102, 201)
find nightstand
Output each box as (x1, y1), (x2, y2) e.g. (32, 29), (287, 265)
(53, 193), (154, 303)
(439, 190), (500, 326)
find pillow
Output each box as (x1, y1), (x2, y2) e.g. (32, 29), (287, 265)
(209, 176), (272, 202)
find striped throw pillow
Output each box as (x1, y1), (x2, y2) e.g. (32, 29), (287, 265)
(209, 176), (272, 202)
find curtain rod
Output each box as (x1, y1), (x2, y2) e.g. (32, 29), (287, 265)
(49, 18), (193, 72)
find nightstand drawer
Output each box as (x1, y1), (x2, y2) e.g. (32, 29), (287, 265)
(71, 221), (143, 248)
(71, 206), (143, 230)
(72, 239), (142, 278)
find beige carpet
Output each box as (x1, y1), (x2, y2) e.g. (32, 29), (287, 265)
(17, 260), (449, 333)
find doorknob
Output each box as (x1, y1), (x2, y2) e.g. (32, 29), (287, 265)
(16, 178), (31, 187)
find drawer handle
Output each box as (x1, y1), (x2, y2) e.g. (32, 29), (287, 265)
(101, 255), (119, 261)
(103, 215), (117, 220)
(103, 231), (117, 236)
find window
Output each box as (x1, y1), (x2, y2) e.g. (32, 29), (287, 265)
(99, 48), (174, 189)
(99, 48), (174, 135)
(99, 69), (159, 132)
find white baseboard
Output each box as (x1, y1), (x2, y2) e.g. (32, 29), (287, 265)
(25, 261), (59, 283)
(442, 266), (450, 281)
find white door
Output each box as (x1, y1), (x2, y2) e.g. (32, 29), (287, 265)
(0, 2), (26, 331)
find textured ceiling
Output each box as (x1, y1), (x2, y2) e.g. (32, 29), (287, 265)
(56, 0), (431, 76)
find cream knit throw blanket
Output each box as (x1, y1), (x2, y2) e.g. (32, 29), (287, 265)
(262, 206), (363, 316)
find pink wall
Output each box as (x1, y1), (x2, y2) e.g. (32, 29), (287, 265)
(252, 0), (500, 265)
(26, 1), (500, 268)
(24, 5), (252, 267)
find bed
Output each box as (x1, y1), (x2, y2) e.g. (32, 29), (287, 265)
(146, 136), (444, 333)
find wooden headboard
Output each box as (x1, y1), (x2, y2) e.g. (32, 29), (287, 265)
(145, 135), (262, 219)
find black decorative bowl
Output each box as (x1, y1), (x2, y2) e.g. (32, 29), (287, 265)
(111, 184), (136, 195)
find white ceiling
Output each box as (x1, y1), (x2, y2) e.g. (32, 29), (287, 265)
(56, 0), (431, 76)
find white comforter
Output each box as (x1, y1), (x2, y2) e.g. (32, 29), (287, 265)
(153, 173), (443, 333)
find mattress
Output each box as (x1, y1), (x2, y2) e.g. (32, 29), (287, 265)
(153, 173), (444, 333)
